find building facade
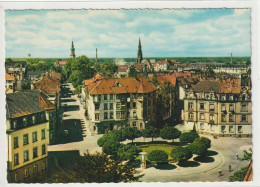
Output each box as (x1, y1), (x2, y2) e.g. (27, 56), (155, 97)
(84, 77), (157, 134)
(183, 79), (251, 137)
(6, 90), (55, 183)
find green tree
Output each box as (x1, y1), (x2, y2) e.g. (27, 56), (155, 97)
(102, 61), (118, 77)
(204, 66), (215, 78)
(5, 58), (13, 63)
(160, 126), (181, 142)
(102, 139), (121, 156)
(69, 70), (85, 88)
(229, 164), (249, 182)
(54, 151), (143, 183)
(179, 131), (199, 145)
(117, 144), (141, 161)
(128, 65), (138, 77)
(171, 146), (193, 163)
(240, 148), (252, 161)
(97, 134), (111, 147)
(148, 150), (168, 163)
(141, 126), (160, 142)
(193, 137), (211, 148)
(123, 127), (141, 144)
(109, 129), (126, 142)
(189, 140), (208, 156)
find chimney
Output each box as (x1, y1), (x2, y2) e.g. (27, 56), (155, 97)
(96, 48), (98, 63)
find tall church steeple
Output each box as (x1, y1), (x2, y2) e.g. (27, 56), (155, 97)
(70, 41), (76, 58)
(137, 37), (143, 64)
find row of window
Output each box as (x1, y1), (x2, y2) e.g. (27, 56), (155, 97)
(187, 93), (248, 101)
(12, 113), (46, 129)
(188, 103), (247, 112)
(188, 113), (247, 122)
(95, 111), (137, 121)
(13, 129), (46, 149)
(95, 102), (138, 111)
(200, 123), (243, 133)
(13, 144), (46, 166)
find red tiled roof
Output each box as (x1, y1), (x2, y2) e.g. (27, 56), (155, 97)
(58, 60), (67, 66)
(220, 79), (241, 94)
(87, 77), (157, 95)
(174, 72), (191, 78)
(5, 73), (15, 81)
(157, 74), (177, 87)
(34, 76), (60, 94)
(51, 72), (61, 81)
(84, 73), (103, 86)
(134, 64), (144, 71)
(155, 61), (170, 65)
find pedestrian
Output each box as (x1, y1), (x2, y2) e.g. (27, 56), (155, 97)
(236, 153), (239, 160)
(218, 170), (222, 176)
(229, 165), (232, 172)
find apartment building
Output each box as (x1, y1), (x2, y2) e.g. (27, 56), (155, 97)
(183, 79), (251, 137)
(6, 90), (55, 183)
(84, 77), (157, 134)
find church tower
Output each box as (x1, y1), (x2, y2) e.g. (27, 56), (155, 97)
(70, 41), (76, 58)
(137, 37), (143, 64)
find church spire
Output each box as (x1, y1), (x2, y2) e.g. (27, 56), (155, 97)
(137, 37), (143, 64)
(70, 41), (76, 58)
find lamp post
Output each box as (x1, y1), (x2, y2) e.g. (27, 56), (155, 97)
(140, 152), (147, 169)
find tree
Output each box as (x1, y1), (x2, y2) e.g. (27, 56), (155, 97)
(5, 58), (13, 63)
(117, 144), (141, 161)
(55, 151), (143, 183)
(97, 134), (111, 147)
(128, 65), (138, 77)
(102, 61), (118, 77)
(229, 164), (249, 182)
(148, 150), (168, 163)
(141, 126), (160, 142)
(240, 148), (252, 161)
(171, 147), (193, 163)
(109, 129), (126, 142)
(160, 126), (181, 142)
(102, 139), (121, 156)
(189, 140), (208, 157)
(204, 66), (215, 78)
(123, 127), (141, 144)
(69, 70), (85, 88)
(193, 136), (211, 149)
(179, 131), (199, 145)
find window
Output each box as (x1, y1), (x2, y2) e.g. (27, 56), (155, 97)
(41, 129), (45, 140)
(209, 104), (214, 111)
(95, 103), (100, 111)
(104, 103), (108, 110)
(229, 114), (234, 122)
(14, 153), (19, 166)
(210, 94), (214, 100)
(241, 115), (247, 122)
(98, 95), (101, 101)
(50, 132), (54, 140)
(221, 95), (226, 100)
(221, 126), (226, 132)
(14, 137), (18, 148)
(110, 112), (113, 119)
(200, 113), (205, 120)
(116, 103), (121, 110)
(104, 112), (108, 120)
(13, 120), (17, 129)
(32, 132), (37, 142)
(23, 134), (29, 145)
(188, 102), (193, 109)
(23, 117), (28, 126)
(238, 126), (243, 133)
(121, 112), (126, 119)
(24, 169), (29, 178)
(104, 94), (107, 100)
(33, 147), (38, 158)
(221, 114), (226, 122)
(42, 144), (46, 155)
(116, 94), (120, 100)
(32, 116), (36, 124)
(242, 95), (246, 101)
(132, 122), (136, 127)
(200, 103), (205, 110)
(132, 93), (137, 98)
(133, 111), (137, 118)
(116, 112), (120, 119)
(221, 104), (226, 111)
(24, 150), (29, 162)
(110, 94), (113, 100)
(229, 104), (234, 112)
(109, 103), (113, 110)
(241, 104), (247, 111)
(140, 123), (143, 129)
(33, 165), (38, 174)
(189, 113), (194, 119)
(229, 125), (234, 132)
(95, 114), (100, 121)
(15, 173), (18, 182)
(133, 102), (137, 109)
(210, 114), (215, 121)
(200, 123), (204, 129)
(229, 95), (233, 100)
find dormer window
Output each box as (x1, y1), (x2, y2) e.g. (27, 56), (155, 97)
(32, 116), (36, 124)
(242, 95), (246, 101)
(23, 118), (28, 126)
(229, 95), (233, 101)
(221, 95), (226, 100)
(114, 81), (121, 87)
(13, 120), (17, 129)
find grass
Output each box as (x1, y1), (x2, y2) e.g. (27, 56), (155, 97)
(137, 144), (177, 159)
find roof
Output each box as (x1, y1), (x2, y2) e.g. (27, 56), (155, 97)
(157, 74), (177, 87)
(6, 90), (55, 118)
(84, 73), (103, 86)
(51, 72), (62, 81)
(134, 64), (144, 71)
(34, 75), (60, 94)
(27, 70), (48, 76)
(155, 61), (170, 65)
(192, 79), (242, 94)
(5, 73), (15, 81)
(243, 160), (253, 182)
(58, 60), (67, 66)
(87, 77), (157, 95)
(117, 65), (129, 72)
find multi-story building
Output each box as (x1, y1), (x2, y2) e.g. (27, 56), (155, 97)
(6, 90), (56, 183)
(84, 77), (157, 134)
(154, 60), (170, 71)
(5, 73), (16, 93)
(183, 79), (251, 137)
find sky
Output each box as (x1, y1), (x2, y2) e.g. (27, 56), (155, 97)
(5, 9), (251, 58)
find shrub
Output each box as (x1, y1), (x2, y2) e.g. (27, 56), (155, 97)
(194, 136), (211, 148)
(97, 134), (110, 147)
(160, 126), (181, 141)
(117, 144), (141, 161)
(229, 164), (250, 182)
(148, 150), (168, 163)
(123, 127), (141, 143)
(171, 147), (193, 163)
(102, 139), (121, 156)
(179, 132), (199, 144)
(141, 126), (160, 142)
(189, 141), (208, 156)
(109, 129), (126, 142)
